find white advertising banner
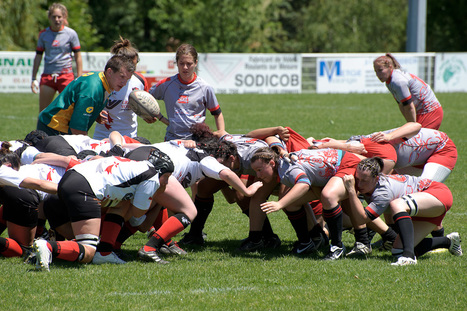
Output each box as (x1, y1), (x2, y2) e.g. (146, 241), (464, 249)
(0, 51), (37, 93)
(316, 55), (421, 94)
(434, 53), (467, 92)
(0, 52), (177, 93)
(198, 53), (302, 94)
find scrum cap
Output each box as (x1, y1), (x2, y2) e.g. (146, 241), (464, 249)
(147, 148), (174, 175)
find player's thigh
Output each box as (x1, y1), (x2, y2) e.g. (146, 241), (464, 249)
(389, 192), (445, 217)
(155, 178), (196, 220)
(320, 176), (348, 208)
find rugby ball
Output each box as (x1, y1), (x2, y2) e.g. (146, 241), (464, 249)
(128, 90), (160, 121)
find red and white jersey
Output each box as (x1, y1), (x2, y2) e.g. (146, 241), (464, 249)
(0, 165), (27, 187)
(36, 26), (81, 75)
(278, 148), (343, 188)
(93, 73), (148, 140)
(7, 140), (41, 165)
(19, 164), (65, 200)
(149, 73), (222, 140)
(61, 134), (111, 155)
(363, 174), (433, 220)
(70, 156), (160, 210)
(220, 134), (269, 176)
(386, 69), (441, 115)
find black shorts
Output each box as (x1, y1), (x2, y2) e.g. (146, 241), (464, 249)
(34, 135), (77, 156)
(43, 194), (70, 229)
(58, 170), (101, 222)
(0, 186), (39, 227)
(125, 146), (153, 161)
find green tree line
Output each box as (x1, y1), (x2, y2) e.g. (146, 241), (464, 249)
(0, 0), (465, 53)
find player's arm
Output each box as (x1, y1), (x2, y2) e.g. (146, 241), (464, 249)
(398, 100), (417, 123)
(245, 126), (290, 142)
(70, 128), (88, 135)
(260, 183), (310, 214)
(19, 177), (58, 194)
(371, 122), (421, 143)
(218, 169), (263, 197)
(74, 51), (83, 77)
(31, 53), (42, 93)
(212, 112), (226, 138)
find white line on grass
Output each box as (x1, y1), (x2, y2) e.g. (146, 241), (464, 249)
(108, 286), (257, 296)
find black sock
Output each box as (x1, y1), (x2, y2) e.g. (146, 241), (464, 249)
(189, 195), (214, 236)
(354, 227), (370, 246)
(146, 233), (165, 249)
(388, 223), (399, 234)
(323, 205), (343, 248)
(431, 227), (445, 237)
(248, 231), (262, 243)
(414, 237), (450, 257)
(309, 223), (325, 239)
(284, 207), (310, 244)
(381, 227), (398, 242)
(393, 212), (415, 259)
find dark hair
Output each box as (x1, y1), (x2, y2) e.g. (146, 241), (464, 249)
(105, 54), (135, 74)
(147, 148), (174, 175)
(0, 152), (21, 170)
(77, 149), (98, 160)
(176, 43), (198, 64)
(251, 147), (280, 166)
(24, 130), (48, 146)
(357, 157), (384, 177)
(214, 140), (238, 161)
(190, 123), (215, 143)
(110, 36), (139, 63)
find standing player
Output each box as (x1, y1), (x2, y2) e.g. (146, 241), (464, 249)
(31, 3), (82, 112)
(374, 53), (443, 130)
(149, 43), (225, 141)
(37, 55), (135, 136)
(93, 37), (158, 140)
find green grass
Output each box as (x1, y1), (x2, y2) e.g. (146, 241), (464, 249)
(0, 92), (466, 310)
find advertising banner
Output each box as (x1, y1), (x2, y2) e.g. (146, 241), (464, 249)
(198, 53), (302, 94)
(316, 55), (421, 94)
(0, 52), (177, 92)
(434, 53), (467, 92)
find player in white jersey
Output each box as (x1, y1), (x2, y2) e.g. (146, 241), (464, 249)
(94, 37), (153, 140)
(343, 157), (461, 266)
(0, 153), (59, 260)
(31, 3), (82, 112)
(252, 147), (343, 254)
(107, 134), (262, 256)
(149, 43), (225, 141)
(374, 54), (443, 130)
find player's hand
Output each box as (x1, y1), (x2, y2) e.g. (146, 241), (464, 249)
(371, 131), (391, 142)
(96, 111), (108, 124)
(246, 181), (263, 196)
(277, 126), (290, 142)
(31, 80), (39, 94)
(347, 141), (367, 154)
(144, 117), (158, 124)
(213, 129), (228, 138)
(260, 201), (283, 214)
(342, 175), (356, 193)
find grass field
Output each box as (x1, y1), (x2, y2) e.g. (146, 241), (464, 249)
(0, 92), (465, 310)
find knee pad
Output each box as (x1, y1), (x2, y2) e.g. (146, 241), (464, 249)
(75, 234), (99, 250)
(401, 194), (418, 216)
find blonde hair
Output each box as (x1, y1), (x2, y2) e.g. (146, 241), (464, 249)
(48, 3), (69, 26)
(374, 53), (401, 69)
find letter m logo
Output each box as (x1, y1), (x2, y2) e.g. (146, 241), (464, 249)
(319, 61), (341, 81)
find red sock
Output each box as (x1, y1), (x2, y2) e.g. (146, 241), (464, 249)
(50, 241), (83, 261)
(153, 207), (169, 230)
(153, 216), (185, 243)
(0, 237), (24, 257)
(99, 214), (124, 255)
